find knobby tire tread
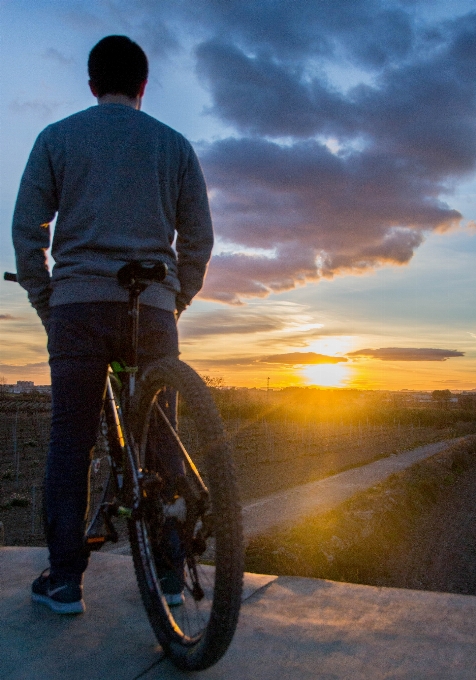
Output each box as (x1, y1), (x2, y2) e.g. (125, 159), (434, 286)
(126, 357), (243, 670)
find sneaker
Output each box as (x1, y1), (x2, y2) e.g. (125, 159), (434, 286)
(164, 591), (185, 607)
(31, 569), (85, 614)
(160, 569), (184, 607)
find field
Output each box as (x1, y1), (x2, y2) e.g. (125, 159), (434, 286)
(245, 436), (476, 595)
(1, 388), (475, 547)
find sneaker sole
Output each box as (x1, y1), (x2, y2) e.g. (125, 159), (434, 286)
(31, 592), (86, 614)
(164, 592), (185, 607)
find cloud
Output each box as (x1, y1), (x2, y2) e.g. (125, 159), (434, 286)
(9, 99), (66, 120)
(179, 307), (286, 338)
(196, 41), (355, 139)
(0, 315), (20, 321)
(196, 16), (476, 173)
(199, 136), (458, 302)
(200, 246), (321, 304)
(188, 357), (260, 369)
(187, 6), (476, 302)
(62, 8), (108, 31)
(62, 3), (179, 60)
(43, 48), (74, 65)
(347, 348), (465, 361)
(259, 352), (348, 365)
(188, 0), (415, 67)
(179, 302), (329, 346)
(0, 362), (49, 375)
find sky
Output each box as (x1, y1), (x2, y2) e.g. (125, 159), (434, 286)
(0, 0), (475, 391)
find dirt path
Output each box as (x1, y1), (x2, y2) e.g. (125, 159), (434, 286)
(245, 436), (476, 596)
(242, 436), (466, 539)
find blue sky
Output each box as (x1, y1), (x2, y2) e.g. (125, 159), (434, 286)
(1, 0), (475, 389)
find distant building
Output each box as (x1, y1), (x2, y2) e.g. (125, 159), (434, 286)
(2, 381), (51, 395)
(16, 381), (34, 391)
(413, 393), (432, 403)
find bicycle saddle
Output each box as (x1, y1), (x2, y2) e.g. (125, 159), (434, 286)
(117, 261), (168, 289)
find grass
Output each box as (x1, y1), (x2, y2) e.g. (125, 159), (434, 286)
(245, 435), (476, 588)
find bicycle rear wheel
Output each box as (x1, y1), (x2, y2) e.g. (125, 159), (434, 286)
(128, 357), (243, 670)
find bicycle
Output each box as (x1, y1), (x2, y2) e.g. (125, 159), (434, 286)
(4, 264), (244, 671)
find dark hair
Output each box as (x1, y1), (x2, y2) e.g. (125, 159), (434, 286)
(88, 35), (148, 98)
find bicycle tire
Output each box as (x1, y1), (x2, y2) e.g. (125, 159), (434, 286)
(127, 357), (243, 670)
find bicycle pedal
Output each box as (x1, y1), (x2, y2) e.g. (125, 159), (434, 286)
(86, 535), (107, 551)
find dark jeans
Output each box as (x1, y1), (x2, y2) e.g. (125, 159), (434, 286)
(46, 302), (180, 579)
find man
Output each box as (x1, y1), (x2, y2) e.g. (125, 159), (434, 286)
(12, 35), (214, 613)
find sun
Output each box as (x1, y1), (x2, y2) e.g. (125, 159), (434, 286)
(301, 363), (352, 388)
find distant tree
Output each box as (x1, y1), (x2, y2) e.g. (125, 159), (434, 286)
(431, 389), (452, 409)
(201, 375), (225, 389)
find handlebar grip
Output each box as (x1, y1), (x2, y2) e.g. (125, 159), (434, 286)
(4, 272), (18, 282)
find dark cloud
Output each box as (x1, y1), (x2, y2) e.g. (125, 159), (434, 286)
(259, 352), (348, 365)
(199, 137), (458, 302)
(196, 18), (476, 172)
(347, 348), (465, 361)
(201, 247), (321, 304)
(188, 0), (415, 67)
(0, 315), (19, 320)
(195, 41), (354, 139)
(190, 8), (476, 302)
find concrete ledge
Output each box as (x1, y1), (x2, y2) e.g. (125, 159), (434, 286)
(1, 547), (476, 679)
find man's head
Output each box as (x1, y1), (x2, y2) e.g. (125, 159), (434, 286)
(88, 35), (148, 99)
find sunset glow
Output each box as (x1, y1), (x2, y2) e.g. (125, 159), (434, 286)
(301, 363), (352, 388)
(1, 2), (475, 392)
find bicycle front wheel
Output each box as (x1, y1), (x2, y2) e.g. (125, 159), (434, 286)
(128, 357), (243, 671)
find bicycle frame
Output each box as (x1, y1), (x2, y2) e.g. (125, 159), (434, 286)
(85, 261), (170, 540)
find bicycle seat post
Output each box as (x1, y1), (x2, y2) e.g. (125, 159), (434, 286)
(128, 284), (142, 397)
(116, 261), (168, 399)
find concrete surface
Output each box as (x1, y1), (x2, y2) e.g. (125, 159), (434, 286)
(242, 437), (466, 538)
(1, 547), (476, 679)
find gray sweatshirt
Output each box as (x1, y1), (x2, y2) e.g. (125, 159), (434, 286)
(12, 103), (214, 325)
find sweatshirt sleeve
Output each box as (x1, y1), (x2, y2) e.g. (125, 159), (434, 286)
(12, 131), (58, 326)
(174, 146), (214, 313)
